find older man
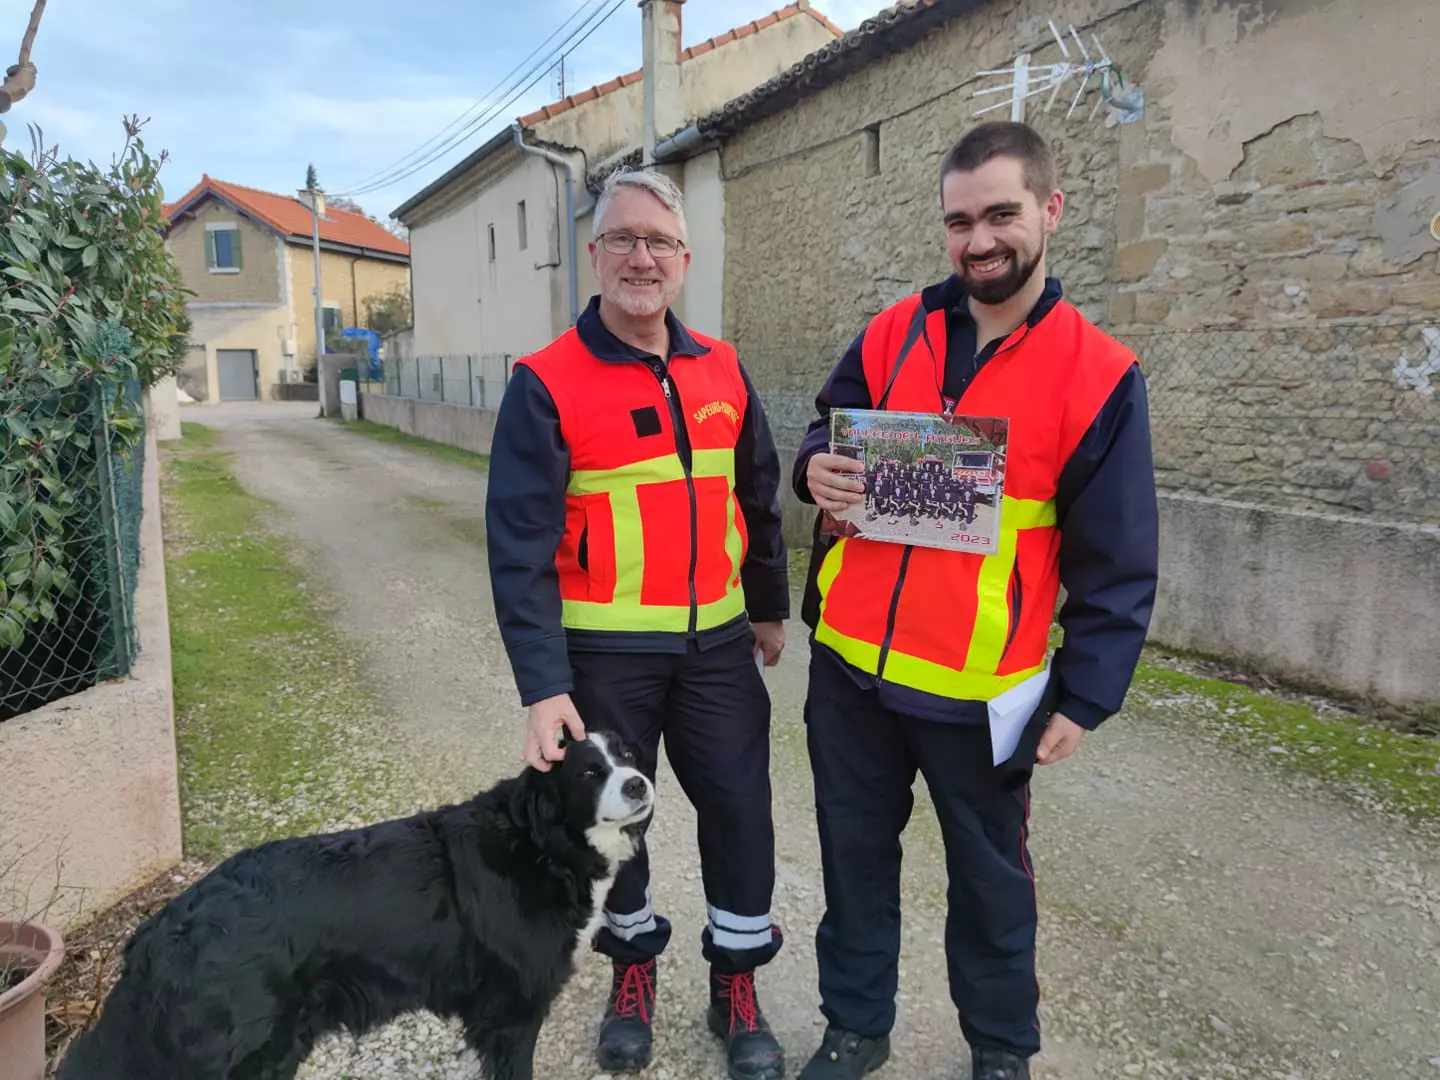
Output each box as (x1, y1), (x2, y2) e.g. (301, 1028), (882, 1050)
(485, 166), (790, 1080)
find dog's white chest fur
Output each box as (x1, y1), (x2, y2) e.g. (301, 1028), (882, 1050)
(573, 732), (651, 955)
(578, 872), (616, 951)
(577, 821), (636, 952)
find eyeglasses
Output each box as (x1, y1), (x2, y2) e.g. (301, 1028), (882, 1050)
(597, 231), (685, 258)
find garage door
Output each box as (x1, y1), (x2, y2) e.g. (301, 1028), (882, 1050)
(216, 350), (258, 401)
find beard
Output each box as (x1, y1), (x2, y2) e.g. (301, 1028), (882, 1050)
(602, 275), (678, 317)
(960, 242), (1043, 305)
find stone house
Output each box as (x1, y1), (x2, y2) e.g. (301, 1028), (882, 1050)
(389, 0), (843, 385)
(645, 0), (1438, 526)
(636, 0), (1438, 711)
(162, 177), (411, 402)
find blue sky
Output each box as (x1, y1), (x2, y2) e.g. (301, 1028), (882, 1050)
(13, 0), (887, 223)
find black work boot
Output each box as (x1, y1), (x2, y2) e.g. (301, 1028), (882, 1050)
(797, 1025), (890, 1079)
(707, 969), (785, 1079)
(595, 957), (656, 1072)
(971, 1045), (1031, 1080)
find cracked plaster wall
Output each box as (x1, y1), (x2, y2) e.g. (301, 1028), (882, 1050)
(1150, 0), (1436, 184)
(720, 0), (1439, 524)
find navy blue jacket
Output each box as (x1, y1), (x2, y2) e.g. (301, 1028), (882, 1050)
(486, 296), (790, 707)
(793, 274), (1158, 729)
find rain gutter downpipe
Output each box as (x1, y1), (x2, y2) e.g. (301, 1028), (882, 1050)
(511, 123), (579, 327)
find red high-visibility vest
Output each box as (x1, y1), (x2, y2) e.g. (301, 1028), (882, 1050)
(516, 329), (750, 634)
(814, 293), (1135, 701)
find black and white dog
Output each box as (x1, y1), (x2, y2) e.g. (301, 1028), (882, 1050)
(57, 730), (654, 1080)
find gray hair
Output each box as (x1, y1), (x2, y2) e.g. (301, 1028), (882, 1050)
(592, 166), (688, 244)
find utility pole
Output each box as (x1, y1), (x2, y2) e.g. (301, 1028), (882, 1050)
(302, 180), (329, 417)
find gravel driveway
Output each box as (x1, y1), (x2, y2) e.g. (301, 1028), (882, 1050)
(195, 405), (1440, 1079)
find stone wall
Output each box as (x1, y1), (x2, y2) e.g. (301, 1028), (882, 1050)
(1151, 493), (1440, 715)
(720, 0), (1439, 525)
(359, 393), (499, 457)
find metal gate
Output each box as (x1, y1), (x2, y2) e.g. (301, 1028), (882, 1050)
(216, 349), (258, 401)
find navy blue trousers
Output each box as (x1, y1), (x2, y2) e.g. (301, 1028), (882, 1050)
(569, 631), (783, 974)
(804, 645), (1042, 1057)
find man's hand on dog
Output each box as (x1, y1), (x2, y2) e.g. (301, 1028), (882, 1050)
(526, 693), (585, 771)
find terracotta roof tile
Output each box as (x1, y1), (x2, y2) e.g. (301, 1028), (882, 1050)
(696, 0), (961, 139)
(516, 2), (844, 128)
(162, 175), (410, 259)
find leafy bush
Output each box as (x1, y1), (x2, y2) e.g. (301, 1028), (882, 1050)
(1, 118), (190, 683)
(362, 282), (412, 336)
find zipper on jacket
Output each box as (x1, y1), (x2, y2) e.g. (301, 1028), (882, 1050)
(1001, 562), (1022, 662)
(875, 546), (914, 679)
(651, 361), (699, 635)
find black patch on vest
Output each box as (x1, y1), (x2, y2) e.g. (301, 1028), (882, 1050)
(631, 406), (662, 437)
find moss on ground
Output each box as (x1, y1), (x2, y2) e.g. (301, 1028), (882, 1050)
(1129, 656), (1440, 832)
(161, 422), (417, 861)
(331, 418), (490, 472)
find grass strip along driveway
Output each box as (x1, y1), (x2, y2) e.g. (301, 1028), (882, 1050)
(161, 421), (429, 861)
(331, 418), (490, 472)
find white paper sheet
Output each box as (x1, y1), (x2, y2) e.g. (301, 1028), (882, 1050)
(987, 663), (1051, 766)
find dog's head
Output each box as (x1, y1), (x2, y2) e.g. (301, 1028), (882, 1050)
(550, 729), (654, 834)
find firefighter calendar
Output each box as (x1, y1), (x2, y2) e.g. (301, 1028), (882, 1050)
(821, 408), (1009, 555)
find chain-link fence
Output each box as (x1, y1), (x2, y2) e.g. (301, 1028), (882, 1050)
(1, 377), (146, 721)
(738, 317), (1440, 526)
(1118, 319), (1438, 524)
(380, 354), (512, 409)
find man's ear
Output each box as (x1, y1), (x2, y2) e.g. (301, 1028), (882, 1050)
(1043, 189), (1064, 234)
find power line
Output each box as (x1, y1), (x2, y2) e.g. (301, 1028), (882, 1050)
(335, 0), (607, 195)
(331, 0), (626, 200)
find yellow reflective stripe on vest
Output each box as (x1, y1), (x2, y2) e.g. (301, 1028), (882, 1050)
(562, 448), (743, 632)
(962, 495), (1054, 674)
(1005, 497), (1057, 530)
(562, 590), (746, 632)
(691, 447), (737, 483)
(610, 484), (645, 611)
(814, 612), (881, 673)
(566, 448), (736, 495)
(815, 496), (1057, 701)
(880, 646), (1046, 699)
(568, 454), (686, 495)
(817, 534), (847, 598)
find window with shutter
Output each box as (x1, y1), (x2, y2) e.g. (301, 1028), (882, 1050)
(207, 225), (242, 271)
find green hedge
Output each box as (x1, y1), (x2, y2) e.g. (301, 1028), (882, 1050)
(1, 119), (190, 718)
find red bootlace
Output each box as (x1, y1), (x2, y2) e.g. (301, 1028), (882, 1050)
(716, 971), (760, 1033)
(613, 960), (655, 1023)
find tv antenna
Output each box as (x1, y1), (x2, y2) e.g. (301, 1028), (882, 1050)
(970, 19), (1138, 124)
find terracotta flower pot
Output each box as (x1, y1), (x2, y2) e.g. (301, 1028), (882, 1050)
(0, 919), (65, 1080)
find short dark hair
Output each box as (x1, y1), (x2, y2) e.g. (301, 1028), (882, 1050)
(939, 121), (1058, 200)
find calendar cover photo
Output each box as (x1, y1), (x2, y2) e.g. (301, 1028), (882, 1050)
(820, 408), (1009, 555)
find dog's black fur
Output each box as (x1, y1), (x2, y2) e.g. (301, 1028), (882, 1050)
(57, 730), (651, 1080)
